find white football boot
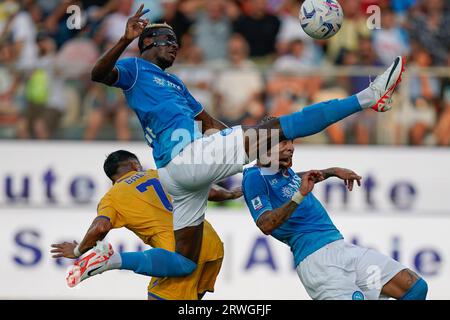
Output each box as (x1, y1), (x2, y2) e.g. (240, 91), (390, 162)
(66, 241), (114, 288)
(369, 56), (406, 112)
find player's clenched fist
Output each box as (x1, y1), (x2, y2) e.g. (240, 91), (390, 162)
(124, 4), (149, 41)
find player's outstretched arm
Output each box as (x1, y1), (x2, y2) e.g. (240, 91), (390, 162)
(50, 217), (112, 259)
(208, 185), (243, 202)
(195, 110), (229, 135)
(91, 4), (149, 85)
(297, 168), (361, 191)
(257, 171), (322, 235)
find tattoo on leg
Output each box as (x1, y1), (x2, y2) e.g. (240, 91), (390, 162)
(404, 269), (419, 288)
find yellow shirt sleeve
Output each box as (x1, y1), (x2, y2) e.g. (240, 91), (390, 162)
(97, 192), (119, 227)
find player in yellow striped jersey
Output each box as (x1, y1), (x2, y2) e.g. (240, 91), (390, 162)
(51, 150), (242, 300)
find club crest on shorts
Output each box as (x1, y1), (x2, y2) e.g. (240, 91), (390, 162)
(220, 128), (233, 136)
(352, 291), (365, 300)
(251, 196), (263, 210)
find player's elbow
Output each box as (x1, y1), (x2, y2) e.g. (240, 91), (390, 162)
(207, 189), (220, 202)
(92, 220), (112, 238)
(90, 70), (103, 83)
(90, 64), (108, 83)
(260, 226), (274, 235)
(257, 221), (274, 235)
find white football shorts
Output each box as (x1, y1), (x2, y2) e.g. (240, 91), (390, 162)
(296, 240), (406, 300)
(158, 125), (246, 230)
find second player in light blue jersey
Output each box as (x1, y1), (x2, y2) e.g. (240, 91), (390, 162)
(242, 118), (428, 300)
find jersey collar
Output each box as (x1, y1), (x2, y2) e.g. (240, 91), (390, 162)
(259, 166), (291, 178)
(115, 171), (137, 183)
(259, 166), (281, 176)
(137, 57), (164, 71)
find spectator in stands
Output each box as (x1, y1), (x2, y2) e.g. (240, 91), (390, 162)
(276, 0), (316, 55)
(433, 53), (450, 146)
(327, 0), (370, 64)
(390, 0), (417, 18)
(0, 40), (20, 135)
(193, 0), (231, 62)
(265, 70), (316, 125)
(405, 46), (440, 145)
(327, 46), (381, 145)
(372, 7), (410, 66)
(175, 45), (215, 115)
(154, 0), (194, 48)
(273, 38), (323, 73)
(408, 0), (450, 65)
(213, 34), (265, 126)
(0, 1), (19, 32)
(2, 0), (38, 72)
(83, 83), (130, 141)
(233, 0), (280, 59)
(94, 0), (138, 56)
(267, 38), (322, 118)
(16, 31), (66, 139)
(43, 0), (117, 48)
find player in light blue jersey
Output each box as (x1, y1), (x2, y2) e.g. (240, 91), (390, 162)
(90, 5), (407, 281)
(242, 119), (428, 300)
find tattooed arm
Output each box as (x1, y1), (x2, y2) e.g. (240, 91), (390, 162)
(256, 171), (323, 235)
(297, 167), (362, 191)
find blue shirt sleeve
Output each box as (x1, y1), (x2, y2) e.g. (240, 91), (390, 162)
(242, 169), (273, 223)
(113, 57), (138, 91)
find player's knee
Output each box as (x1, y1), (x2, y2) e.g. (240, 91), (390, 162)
(400, 277), (428, 300)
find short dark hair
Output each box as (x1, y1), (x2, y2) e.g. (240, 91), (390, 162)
(103, 150), (139, 181)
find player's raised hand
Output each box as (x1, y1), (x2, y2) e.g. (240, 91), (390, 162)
(333, 168), (362, 191)
(51, 241), (79, 259)
(300, 170), (324, 196)
(124, 4), (149, 41)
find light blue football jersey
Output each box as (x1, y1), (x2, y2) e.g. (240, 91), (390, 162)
(113, 57), (203, 168)
(242, 166), (343, 266)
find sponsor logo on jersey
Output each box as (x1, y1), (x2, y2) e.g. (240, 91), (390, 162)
(152, 76), (182, 91)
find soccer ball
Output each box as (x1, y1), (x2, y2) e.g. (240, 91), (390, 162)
(299, 0), (344, 40)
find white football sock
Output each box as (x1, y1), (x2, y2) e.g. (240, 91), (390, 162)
(108, 251), (122, 269)
(356, 86), (376, 109)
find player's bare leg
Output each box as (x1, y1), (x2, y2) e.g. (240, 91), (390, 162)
(174, 223), (204, 263)
(381, 268), (427, 299)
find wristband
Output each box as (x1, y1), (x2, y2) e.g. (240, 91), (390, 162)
(74, 245), (81, 258)
(291, 190), (305, 204)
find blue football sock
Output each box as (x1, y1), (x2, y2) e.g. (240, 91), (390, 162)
(120, 248), (197, 277)
(279, 95), (362, 140)
(399, 278), (428, 300)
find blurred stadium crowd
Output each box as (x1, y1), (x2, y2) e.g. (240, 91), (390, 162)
(0, 0), (449, 145)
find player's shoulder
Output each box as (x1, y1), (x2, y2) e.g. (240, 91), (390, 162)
(145, 169), (158, 178)
(116, 56), (138, 67)
(98, 187), (115, 207)
(243, 166), (262, 177)
(243, 166), (265, 186)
